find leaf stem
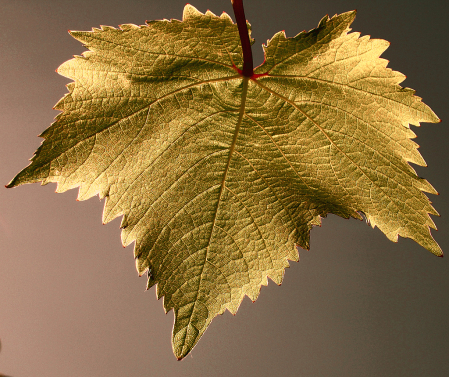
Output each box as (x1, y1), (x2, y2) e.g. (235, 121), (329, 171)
(231, 0), (253, 77)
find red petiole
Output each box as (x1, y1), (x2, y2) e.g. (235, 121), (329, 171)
(231, 0), (254, 78)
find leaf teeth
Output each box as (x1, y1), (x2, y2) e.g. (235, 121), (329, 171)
(100, 25), (116, 31)
(220, 11), (233, 22)
(182, 4), (204, 21)
(119, 23), (140, 31)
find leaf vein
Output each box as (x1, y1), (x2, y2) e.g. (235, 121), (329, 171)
(255, 80), (421, 224)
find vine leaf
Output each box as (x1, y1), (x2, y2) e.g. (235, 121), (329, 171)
(7, 4), (441, 359)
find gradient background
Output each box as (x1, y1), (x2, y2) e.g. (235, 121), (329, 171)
(1, 0), (448, 376)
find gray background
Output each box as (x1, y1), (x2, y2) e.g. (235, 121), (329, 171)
(1, 0), (448, 376)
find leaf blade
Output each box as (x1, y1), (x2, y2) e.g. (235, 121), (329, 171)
(8, 5), (442, 360)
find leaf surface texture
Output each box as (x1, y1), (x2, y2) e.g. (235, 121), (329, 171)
(8, 5), (441, 359)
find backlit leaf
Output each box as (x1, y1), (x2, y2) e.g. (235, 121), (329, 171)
(7, 5), (441, 359)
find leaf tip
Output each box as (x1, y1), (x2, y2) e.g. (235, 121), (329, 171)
(435, 248), (444, 257)
(5, 174), (22, 189)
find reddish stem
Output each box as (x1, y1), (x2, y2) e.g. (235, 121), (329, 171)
(231, 0), (253, 77)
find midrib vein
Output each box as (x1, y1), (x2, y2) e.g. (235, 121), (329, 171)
(207, 77), (249, 246)
(180, 77), (248, 350)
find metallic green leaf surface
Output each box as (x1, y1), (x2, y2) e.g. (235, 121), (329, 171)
(8, 5), (441, 359)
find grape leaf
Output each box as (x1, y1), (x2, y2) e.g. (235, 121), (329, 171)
(7, 4), (441, 359)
